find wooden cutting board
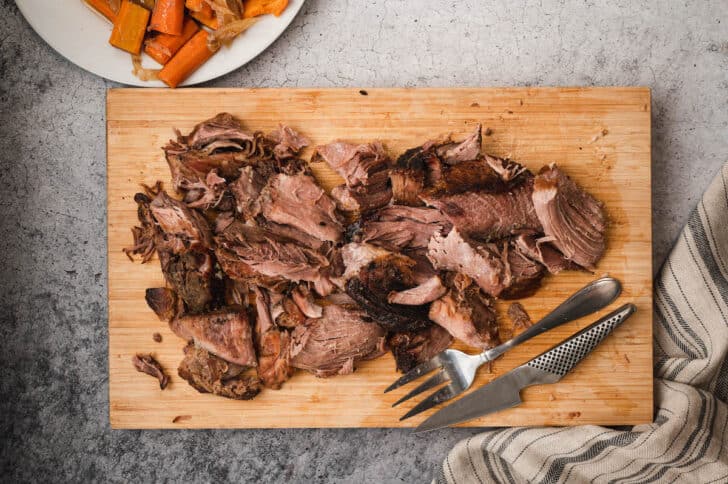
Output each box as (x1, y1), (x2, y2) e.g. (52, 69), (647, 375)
(108, 87), (652, 429)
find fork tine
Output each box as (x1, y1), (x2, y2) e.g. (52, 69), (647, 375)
(383, 355), (443, 393)
(392, 369), (449, 407)
(399, 383), (459, 421)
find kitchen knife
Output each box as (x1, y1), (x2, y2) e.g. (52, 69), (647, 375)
(414, 303), (636, 433)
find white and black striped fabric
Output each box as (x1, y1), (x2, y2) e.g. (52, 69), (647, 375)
(437, 162), (728, 484)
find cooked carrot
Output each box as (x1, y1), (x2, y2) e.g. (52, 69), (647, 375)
(109, 0), (151, 55)
(149, 0), (185, 35)
(243, 0), (289, 18)
(188, 3), (218, 29)
(83, 0), (117, 22)
(184, 0), (205, 11)
(144, 16), (199, 65)
(158, 30), (216, 88)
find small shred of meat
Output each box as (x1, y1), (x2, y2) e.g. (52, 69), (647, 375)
(290, 304), (387, 378)
(429, 278), (499, 349)
(169, 308), (257, 367)
(532, 164), (607, 270)
(501, 242), (545, 299)
(132, 354), (169, 389)
(435, 124), (482, 165)
(158, 251), (214, 313)
(427, 229), (508, 297)
(345, 254), (432, 332)
(145, 287), (180, 322)
(484, 154), (529, 183)
(421, 177), (542, 241)
(178, 342), (261, 400)
(184, 170), (228, 210)
(269, 124), (309, 160)
(124, 191), (162, 263)
(338, 242), (392, 282)
(253, 287), (295, 389)
(330, 182), (392, 214)
(389, 324), (453, 373)
(357, 206), (452, 252)
(150, 190), (213, 253)
(514, 234), (577, 274)
(312, 141), (390, 188)
(508, 302), (532, 331)
(229, 165), (265, 221)
(260, 173), (343, 243)
(388, 275), (447, 305)
(291, 285), (323, 318)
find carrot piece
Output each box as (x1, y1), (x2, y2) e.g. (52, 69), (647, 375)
(188, 4), (218, 29)
(83, 0), (117, 22)
(144, 16), (199, 65)
(149, 0), (185, 35)
(108, 0), (151, 55)
(184, 0), (205, 11)
(243, 0), (289, 18)
(158, 30), (216, 88)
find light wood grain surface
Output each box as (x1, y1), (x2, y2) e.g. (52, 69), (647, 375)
(108, 87), (652, 429)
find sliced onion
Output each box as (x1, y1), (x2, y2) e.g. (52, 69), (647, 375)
(207, 17), (258, 50)
(131, 54), (161, 82)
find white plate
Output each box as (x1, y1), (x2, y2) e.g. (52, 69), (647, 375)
(16, 0), (305, 87)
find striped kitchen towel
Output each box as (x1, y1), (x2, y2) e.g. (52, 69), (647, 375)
(437, 161), (728, 484)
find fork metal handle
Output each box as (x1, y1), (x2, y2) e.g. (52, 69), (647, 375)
(480, 277), (622, 362)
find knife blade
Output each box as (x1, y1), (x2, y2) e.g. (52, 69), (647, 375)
(415, 303), (636, 433)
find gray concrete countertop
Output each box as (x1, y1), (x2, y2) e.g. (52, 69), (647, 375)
(1, 1), (726, 482)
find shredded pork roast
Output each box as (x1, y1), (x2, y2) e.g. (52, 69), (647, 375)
(125, 114), (607, 399)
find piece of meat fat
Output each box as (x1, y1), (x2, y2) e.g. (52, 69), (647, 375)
(532, 164), (607, 270)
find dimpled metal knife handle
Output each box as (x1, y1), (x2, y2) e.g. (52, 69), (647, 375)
(527, 303), (636, 378)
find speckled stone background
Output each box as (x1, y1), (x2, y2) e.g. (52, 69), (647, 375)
(1, 0), (727, 482)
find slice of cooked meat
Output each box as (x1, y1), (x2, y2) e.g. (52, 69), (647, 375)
(150, 190), (213, 253)
(389, 168), (425, 206)
(145, 287), (180, 321)
(421, 176), (542, 241)
(508, 302), (532, 331)
(389, 324), (453, 373)
(181, 113), (255, 151)
(260, 173), (343, 243)
(427, 229), (509, 297)
(514, 234), (577, 274)
(357, 206), (452, 252)
(213, 211), (235, 234)
(291, 285), (323, 319)
(169, 308), (257, 367)
(345, 254), (432, 332)
(500, 242), (545, 299)
(230, 165), (265, 221)
(429, 281), (499, 349)
(178, 342), (261, 400)
(290, 304), (387, 377)
(269, 124), (310, 160)
(215, 221), (334, 296)
(158, 251), (214, 313)
(257, 219), (327, 251)
(532, 164), (607, 270)
(253, 287), (295, 389)
(124, 191), (161, 263)
(312, 141), (390, 188)
(435, 124), (482, 165)
(330, 182), (393, 214)
(277, 295), (307, 329)
(132, 354), (169, 389)
(388, 275), (447, 305)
